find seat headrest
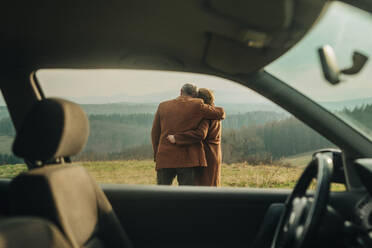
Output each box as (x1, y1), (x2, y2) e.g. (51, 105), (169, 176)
(13, 98), (89, 161)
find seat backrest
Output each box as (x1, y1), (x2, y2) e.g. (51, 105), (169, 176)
(8, 98), (133, 248)
(9, 165), (133, 248)
(0, 217), (71, 248)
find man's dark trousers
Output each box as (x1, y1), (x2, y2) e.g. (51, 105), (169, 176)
(157, 168), (196, 185)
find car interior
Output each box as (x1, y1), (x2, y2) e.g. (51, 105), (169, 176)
(1, 0), (372, 248)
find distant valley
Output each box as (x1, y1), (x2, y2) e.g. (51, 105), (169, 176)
(1, 96), (372, 117)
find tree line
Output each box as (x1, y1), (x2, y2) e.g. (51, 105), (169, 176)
(77, 104), (372, 163)
(0, 154), (23, 165)
(0, 104), (371, 165)
(221, 117), (333, 163)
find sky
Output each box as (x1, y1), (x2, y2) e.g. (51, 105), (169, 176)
(5, 1), (372, 107)
(37, 69), (270, 104)
(266, 2), (372, 102)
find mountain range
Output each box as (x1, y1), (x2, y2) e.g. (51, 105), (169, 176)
(67, 89), (268, 105)
(1, 96), (372, 118)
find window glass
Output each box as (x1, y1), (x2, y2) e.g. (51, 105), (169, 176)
(36, 69), (342, 189)
(0, 94), (26, 178)
(266, 1), (372, 140)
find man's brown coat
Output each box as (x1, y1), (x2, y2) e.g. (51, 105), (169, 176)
(151, 96), (224, 170)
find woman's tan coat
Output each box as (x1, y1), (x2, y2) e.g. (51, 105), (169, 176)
(174, 119), (222, 186)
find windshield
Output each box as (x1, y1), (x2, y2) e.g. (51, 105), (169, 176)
(266, 1), (372, 140)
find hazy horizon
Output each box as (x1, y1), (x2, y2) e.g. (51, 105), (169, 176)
(36, 69), (274, 105)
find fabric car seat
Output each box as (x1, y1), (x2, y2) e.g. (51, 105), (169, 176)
(0, 217), (71, 248)
(8, 98), (133, 248)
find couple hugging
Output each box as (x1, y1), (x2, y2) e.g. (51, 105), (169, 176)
(151, 83), (225, 186)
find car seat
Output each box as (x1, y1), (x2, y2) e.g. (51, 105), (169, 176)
(8, 98), (133, 248)
(0, 217), (71, 248)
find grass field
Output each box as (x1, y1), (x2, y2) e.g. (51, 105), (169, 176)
(0, 160), (345, 190)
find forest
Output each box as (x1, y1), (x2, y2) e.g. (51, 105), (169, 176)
(0, 103), (371, 165)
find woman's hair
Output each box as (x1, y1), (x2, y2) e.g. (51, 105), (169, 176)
(197, 88), (215, 105)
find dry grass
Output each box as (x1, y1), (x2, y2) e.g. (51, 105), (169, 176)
(0, 160), (345, 190)
(221, 162), (302, 188)
(81, 160), (157, 185)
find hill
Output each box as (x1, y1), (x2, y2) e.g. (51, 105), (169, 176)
(80, 102), (287, 115)
(281, 151), (313, 167)
(0, 106), (9, 119)
(321, 97), (372, 111)
(0, 136), (13, 154)
(81, 102), (158, 115)
(2, 96), (372, 118)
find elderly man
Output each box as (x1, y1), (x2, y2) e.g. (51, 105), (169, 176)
(151, 83), (225, 185)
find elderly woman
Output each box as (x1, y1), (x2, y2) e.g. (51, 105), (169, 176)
(167, 88), (222, 186)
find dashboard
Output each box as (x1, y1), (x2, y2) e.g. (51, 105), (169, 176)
(355, 195), (372, 231)
(350, 159), (372, 247)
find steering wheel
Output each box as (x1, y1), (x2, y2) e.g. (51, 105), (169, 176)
(271, 153), (333, 248)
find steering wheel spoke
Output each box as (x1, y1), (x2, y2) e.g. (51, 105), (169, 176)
(295, 225), (304, 240)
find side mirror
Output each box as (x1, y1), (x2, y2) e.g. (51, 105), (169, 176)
(318, 45), (368, 85)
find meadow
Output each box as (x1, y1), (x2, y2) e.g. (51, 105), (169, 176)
(0, 159), (345, 190)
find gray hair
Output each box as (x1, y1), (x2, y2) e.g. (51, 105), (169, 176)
(181, 83), (198, 97)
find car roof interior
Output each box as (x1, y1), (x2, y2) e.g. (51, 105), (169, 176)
(1, 0), (371, 72)
(2, 1), (372, 248)
(2, 0), (328, 72)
